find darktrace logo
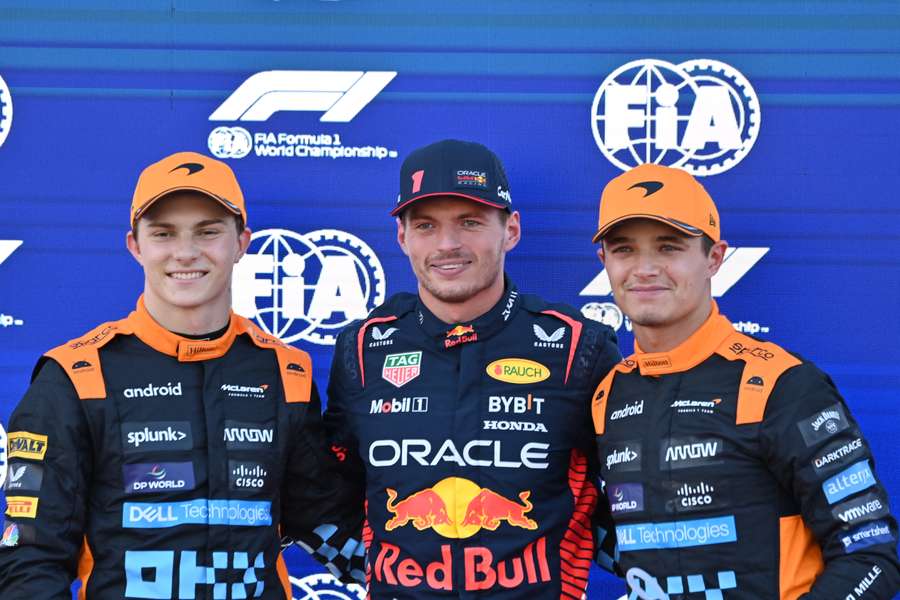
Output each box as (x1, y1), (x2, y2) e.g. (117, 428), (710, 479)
(628, 181), (664, 197)
(170, 162), (204, 175)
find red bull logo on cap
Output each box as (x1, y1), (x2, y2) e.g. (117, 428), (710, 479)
(445, 324), (477, 348)
(383, 477), (537, 539)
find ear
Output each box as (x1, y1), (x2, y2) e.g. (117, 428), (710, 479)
(597, 244), (606, 265)
(396, 217), (410, 257)
(126, 230), (143, 266)
(235, 227), (252, 263)
(503, 210), (521, 252)
(707, 239), (728, 277)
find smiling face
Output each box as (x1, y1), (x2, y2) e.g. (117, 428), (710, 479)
(599, 218), (726, 350)
(397, 196), (520, 323)
(126, 191), (250, 333)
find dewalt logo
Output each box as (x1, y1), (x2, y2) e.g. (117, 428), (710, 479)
(485, 358), (549, 384)
(8, 432), (48, 460)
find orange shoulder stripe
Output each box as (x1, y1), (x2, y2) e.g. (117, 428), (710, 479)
(43, 319), (131, 400)
(236, 316), (313, 404)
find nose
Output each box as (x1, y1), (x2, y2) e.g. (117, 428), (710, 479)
(172, 232), (200, 262)
(632, 251), (661, 278)
(435, 226), (462, 252)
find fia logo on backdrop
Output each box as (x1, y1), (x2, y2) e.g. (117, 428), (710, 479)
(233, 229), (385, 345)
(591, 59), (760, 176)
(0, 74), (11, 150)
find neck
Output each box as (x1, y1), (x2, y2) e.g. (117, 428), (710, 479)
(632, 298), (713, 354)
(142, 290), (231, 336)
(418, 277), (505, 324)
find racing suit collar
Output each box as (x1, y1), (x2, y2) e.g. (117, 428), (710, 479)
(129, 295), (240, 361)
(415, 275), (521, 349)
(631, 300), (734, 376)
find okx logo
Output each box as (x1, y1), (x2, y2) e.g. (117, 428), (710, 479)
(125, 550), (265, 599)
(591, 59), (760, 176)
(233, 229), (385, 345)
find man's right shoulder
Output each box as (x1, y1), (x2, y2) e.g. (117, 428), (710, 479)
(335, 292), (418, 346)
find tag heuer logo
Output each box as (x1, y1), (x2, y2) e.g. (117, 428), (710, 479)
(382, 352), (422, 388)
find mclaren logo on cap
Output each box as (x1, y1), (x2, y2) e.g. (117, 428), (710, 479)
(170, 162), (205, 175)
(628, 181), (664, 197)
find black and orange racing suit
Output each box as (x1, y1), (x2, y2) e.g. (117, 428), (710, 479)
(592, 302), (900, 599)
(0, 296), (364, 599)
(325, 278), (622, 599)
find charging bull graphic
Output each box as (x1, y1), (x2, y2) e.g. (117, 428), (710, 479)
(384, 478), (537, 537)
(384, 487), (452, 531)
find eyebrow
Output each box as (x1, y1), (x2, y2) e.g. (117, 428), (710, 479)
(605, 234), (689, 245)
(145, 218), (227, 229)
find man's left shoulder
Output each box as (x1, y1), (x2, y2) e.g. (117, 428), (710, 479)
(234, 315), (313, 403)
(519, 294), (616, 343)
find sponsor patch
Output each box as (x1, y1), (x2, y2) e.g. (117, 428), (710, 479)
(840, 520), (895, 554)
(122, 499), (272, 529)
(609, 400), (644, 421)
(663, 481), (726, 513)
(660, 437), (724, 470)
(485, 358), (550, 384)
(8, 432), (48, 460)
(123, 462), (196, 495)
(832, 492), (889, 525)
(4, 462), (44, 493)
(604, 441), (642, 473)
(123, 381), (183, 399)
(220, 383), (268, 399)
(823, 460), (876, 505)
(5, 496), (39, 519)
(122, 422), (192, 453)
(229, 460), (271, 492)
(798, 403), (849, 447)
(223, 421), (275, 449)
(812, 437), (865, 473)
(382, 351), (422, 387)
(669, 398), (723, 415)
(455, 169), (487, 189)
(617, 516), (737, 551)
(608, 483), (644, 514)
(369, 396), (429, 415)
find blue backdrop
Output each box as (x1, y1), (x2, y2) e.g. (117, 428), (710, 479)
(1, 2), (898, 598)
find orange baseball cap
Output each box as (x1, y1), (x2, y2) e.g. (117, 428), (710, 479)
(593, 163), (720, 242)
(130, 151), (246, 228)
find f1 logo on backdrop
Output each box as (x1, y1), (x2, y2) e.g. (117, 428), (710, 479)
(0, 241), (24, 328)
(581, 247), (770, 334)
(233, 229), (385, 345)
(0, 73), (12, 149)
(591, 59), (760, 176)
(208, 71), (398, 160)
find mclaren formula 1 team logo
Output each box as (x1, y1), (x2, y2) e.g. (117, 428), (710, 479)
(591, 59), (760, 176)
(233, 229), (385, 345)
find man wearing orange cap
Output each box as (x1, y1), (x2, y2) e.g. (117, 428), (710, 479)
(591, 164), (900, 598)
(0, 152), (364, 598)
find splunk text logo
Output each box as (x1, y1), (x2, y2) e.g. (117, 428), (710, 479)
(233, 229), (386, 345)
(591, 59), (760, 176)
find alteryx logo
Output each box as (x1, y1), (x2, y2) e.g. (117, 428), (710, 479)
(823, 460), (876, 504)
(122, 499), (272, 528)
(617, 516), (737, 551)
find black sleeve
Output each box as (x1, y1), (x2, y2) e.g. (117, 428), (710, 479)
(0, 359), (92, 599)
(760, 362), (900, 599)
(280, 380), (366, 585)
(582, 323), (622, 574)
(323, 327), (367, 488)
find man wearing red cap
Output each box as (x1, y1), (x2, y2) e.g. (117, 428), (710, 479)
(326, 139), (621, 599)
(0, 152), (364, 598)
(591, 163), (900, 598)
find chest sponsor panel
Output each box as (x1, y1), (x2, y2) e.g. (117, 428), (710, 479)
(223, 420), (275, 449)
(607, 483), (644, 514)
(617, 515), (737, 551)
(123, 462), (196, 495)
(368, 439), (549, 469)
(229, 460), (272, 492)
(125, 549), (267, 600)
(659, 437), (724, 470)
(122, 422), (193, 453)
(662, 480), (728, 513)
(122, 499), (272, 528)
(603, 440), (642, 473)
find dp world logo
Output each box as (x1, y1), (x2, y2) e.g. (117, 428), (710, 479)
(290, 573), (364, 600)
(591, 59), (760, 176)
(0, 74), (12, 149)
(234, 229), (385, 345)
